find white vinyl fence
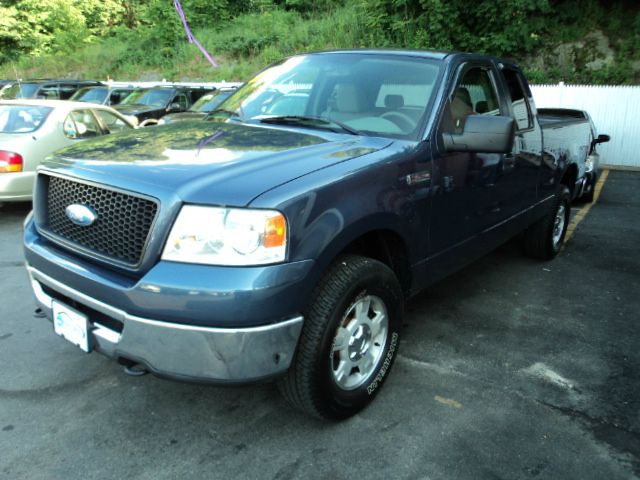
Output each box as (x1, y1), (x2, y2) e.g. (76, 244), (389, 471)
(531, 83), (640, 168)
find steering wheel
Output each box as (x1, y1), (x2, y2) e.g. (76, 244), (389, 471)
(380, 111), (416, 132)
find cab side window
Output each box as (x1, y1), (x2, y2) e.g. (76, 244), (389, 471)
(502, 68), (533, 130)
(110, 89), (130, 105)
(174, 93), (188, 110)
(39, 85), (61, 100)
(445, 66), (500, 134)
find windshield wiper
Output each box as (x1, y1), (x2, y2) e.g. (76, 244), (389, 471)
(258, 115), (361, 136)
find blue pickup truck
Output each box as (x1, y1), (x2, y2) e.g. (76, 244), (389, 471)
(24, 50), (592, 419)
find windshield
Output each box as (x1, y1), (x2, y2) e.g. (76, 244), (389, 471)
(121, 88), (173, 107)
(70, 87), (108, 104)
(0, 105), (53, 133)
(190, 91), (233, 113)
(212, 53), (442, 139)
(1, 83), (40, 99)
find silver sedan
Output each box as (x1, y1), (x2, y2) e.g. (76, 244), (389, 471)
(0, 99), (136, 202)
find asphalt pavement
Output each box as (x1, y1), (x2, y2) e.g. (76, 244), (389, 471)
(0, 170), (638, 480)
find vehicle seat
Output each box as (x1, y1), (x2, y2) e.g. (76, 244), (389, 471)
(384, 94), (404, 110)
(324, 83), (368, 123)
(335, 84), (363, 114)
(75, 122), (88, 136)
(476, 100), (489, 114)
(451, 86), (473, 132)
(81, 113), (98, 137)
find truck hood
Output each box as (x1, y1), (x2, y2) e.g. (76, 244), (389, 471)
(46, 120), (391, 206)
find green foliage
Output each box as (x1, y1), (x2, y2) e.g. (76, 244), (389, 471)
(361, 0), (552, 56)
(0, 0), (127, 63)
(0, 0), (638, 84)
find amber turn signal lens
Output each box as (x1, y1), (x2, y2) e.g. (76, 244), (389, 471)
(264, 214), (287, 248)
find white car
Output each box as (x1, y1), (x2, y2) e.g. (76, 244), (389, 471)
(0, 99), (136, 202)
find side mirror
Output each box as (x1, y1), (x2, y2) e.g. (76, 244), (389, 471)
(595, 134), (610, 144)
(443, 115), (515, 153)
(167, 102), (182, 112)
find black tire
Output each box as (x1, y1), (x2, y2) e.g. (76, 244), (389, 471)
(278, 254), (403, 420)
(582, 187), (594, 203)
(523, 185), (571, 260)
(582, 174), (596, 203)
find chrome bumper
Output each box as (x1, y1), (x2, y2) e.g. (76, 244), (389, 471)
(27, 266), (304, 384)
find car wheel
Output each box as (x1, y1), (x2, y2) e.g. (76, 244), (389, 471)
(524, 185), (571, 260)
(278, 254), (403, 420)
(581, 174), (596, 203)
(582, 187), (594, 203)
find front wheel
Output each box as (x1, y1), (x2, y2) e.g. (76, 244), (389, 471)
(278, 255), (403, 420)
(523, 185), (571, 260)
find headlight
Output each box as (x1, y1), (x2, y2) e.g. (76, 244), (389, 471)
(162, 205), (287, 266)
(585, 154), (595, 173)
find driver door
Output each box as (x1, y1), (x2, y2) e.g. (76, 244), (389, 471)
(429, 63), (508, 257)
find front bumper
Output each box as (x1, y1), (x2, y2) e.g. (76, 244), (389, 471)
(28, 266), (304, 384)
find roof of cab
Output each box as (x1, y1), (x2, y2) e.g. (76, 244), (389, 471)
(310, 49), (453, 60)
(307, 49), (519, 68)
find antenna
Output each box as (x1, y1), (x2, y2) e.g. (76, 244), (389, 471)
(11, 63), (22, 98)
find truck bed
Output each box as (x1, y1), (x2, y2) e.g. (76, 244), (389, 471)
(537, 108), (590, 127)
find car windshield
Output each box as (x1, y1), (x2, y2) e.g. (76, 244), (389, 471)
(0, 105), (53, 133)
(121, 88), (173, 107)
(1, 83), (40, 99)
(70, 87), (109, 104)
(211, 53), (442, 139)
(190, 91), (233, 113)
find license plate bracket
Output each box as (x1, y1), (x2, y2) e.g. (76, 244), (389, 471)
(52, 300), (90, 353)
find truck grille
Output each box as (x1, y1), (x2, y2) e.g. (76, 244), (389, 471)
(43, 175), (158, 267)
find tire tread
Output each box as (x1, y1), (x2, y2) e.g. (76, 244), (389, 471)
(524, 185), (570, 260)
(278, 254), (400, 419)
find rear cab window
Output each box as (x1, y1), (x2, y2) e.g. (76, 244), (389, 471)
(38, 84), (61, 100)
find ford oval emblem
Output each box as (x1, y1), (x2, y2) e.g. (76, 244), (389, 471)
(65, 204), (97, 227)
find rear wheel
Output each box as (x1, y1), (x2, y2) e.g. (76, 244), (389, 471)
(278, 255), (403, 420)
(524, 185), (571, 260)
(582, 188), (594, 203)
(582, 174), (596, 203)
